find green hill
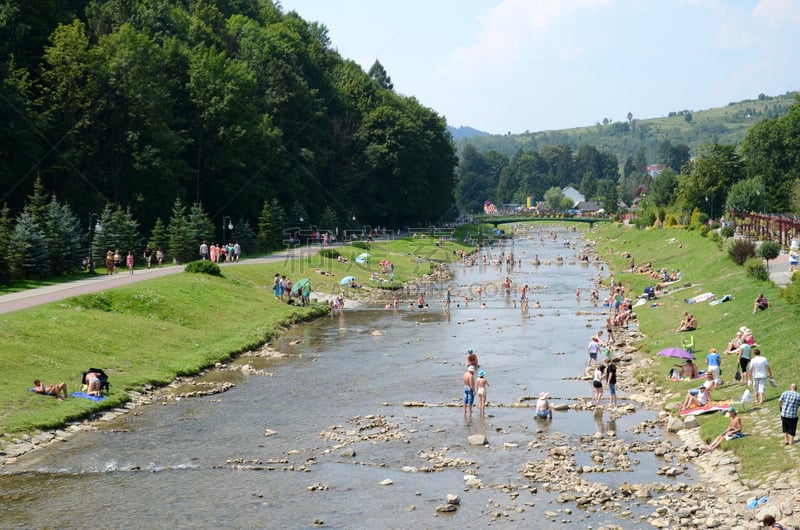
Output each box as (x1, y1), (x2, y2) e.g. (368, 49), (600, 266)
(457, 92), (797, 162)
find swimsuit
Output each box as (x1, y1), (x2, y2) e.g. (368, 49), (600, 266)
(535, 410), (549, 419)
(463, 386), (474, 405)
(477, 388), (485, 397)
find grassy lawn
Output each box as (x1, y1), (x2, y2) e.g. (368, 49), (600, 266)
(0, 236), (475, 438)
(592, 223), (799, 479)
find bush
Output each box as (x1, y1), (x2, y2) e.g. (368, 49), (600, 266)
(720, 225), (734, 238)
(184, 260), (222, 276)
(710, 232), (723, 248)
(350, 241), (369, 250)
(728, 239), (756, 265)
(699, 224), (710, 237)
(744, 257), (769, 281)
(318, 248), (341, 259)
(664, 214), (678, 227)
(783, 272), (800, 306)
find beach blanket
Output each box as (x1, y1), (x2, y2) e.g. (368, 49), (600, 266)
(633, 298), (647, 308)
(69, 391), (105, 401)
(679, 399), (733, 416)
(686, 292), (714, 304)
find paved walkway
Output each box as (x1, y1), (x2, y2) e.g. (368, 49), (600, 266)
(0, 247), (321, 314)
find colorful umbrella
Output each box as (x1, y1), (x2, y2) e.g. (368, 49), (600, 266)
(657, 347), (695, 360)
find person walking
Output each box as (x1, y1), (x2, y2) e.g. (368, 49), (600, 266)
(748, 348), (774, 404)
(605, 358), (618, 408)
(706, 348), (722, 384)
(126, 250), (134, 274)
(779, 383), (799, 446)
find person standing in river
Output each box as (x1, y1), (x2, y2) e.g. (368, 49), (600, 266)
(605, 358), (618, 408)
(476, 370), (489, 417)
(592, 364), (606, 406)
(463, 366), (475, 417)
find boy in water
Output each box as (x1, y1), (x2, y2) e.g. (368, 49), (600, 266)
(463, 366), (475, 417)
(476, 370), (490, 416)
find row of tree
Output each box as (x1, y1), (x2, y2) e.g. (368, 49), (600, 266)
(0, 0), (457, 238)
(456, 95), (800, 218)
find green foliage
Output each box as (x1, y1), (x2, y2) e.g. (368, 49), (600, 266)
(783, 272), (800, 306)
(0, 206), (12, 286)
(148, 218), (169, 259)
(758, 240), (781, 271)
(720, 225), (734, 238)
(257, 199), (286, 253)
(184, 260), (222, 276)
(43, 198), (85, 275)
(664, 213), (678, 227)
(728, 238), (756, 265)
(350, 241), (369, 250)
(9, 210), (51, 280)
(744, 257), (769, 281)
(232, 218), (256, 257)
(168, 198), (196, 264)
(710, 232), (723, 248)
(699, 224), (710, 237)
(318, 248), (341, 259)
(689, 208), (701, 228)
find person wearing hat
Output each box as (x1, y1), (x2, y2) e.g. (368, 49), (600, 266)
(476, 370), (490, 417)
(535, 392), (552, 419)
(466, 348), (479, 370)
(682, 383), (709, 410)
(703, 407), (743, 452)
(463, 365), (476, 417)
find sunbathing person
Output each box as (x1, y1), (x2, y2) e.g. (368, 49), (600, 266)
(723, 331), (743, 355)
(675, 313), (697, 333)
(682, 385), (708, 410)
(677, 359), (699, 379)
(33, 379), (68, 401)
(703, 407), (743, 452)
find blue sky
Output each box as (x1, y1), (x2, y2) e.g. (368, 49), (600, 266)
(281, 0), (799, 135)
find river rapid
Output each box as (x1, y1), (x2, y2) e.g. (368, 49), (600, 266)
(0, 225), (696, 529)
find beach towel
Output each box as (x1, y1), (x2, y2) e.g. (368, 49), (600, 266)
(679, 399), (733, 416)
(686, 292), (714, 304)
(70, 391), (105, 402)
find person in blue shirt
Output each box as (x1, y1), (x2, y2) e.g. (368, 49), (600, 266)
(706, 348), (722, 384)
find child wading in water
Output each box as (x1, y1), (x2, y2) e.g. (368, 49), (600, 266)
(476, 370), (489, 416)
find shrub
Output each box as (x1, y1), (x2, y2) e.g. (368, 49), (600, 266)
(710, 232), (723, 248)
(699, 225), (710, 237)
(744, 257), (769, 281)
(758, 241), (781, 271)
(318, 248), (341, 259)
(728, 238), (756, 265)
(720, 225), (734, 238)
(350, 241), (369, 250)
(184, 260), (222, 277)
(664, 214), (678, 227)
(783, 272), (800, 306)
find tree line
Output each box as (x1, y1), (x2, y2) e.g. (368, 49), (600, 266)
(456, 95), (800, 221)
(0, 0), (457, 252)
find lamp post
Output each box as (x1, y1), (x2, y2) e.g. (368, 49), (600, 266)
(222, 216), (233, 245)
(88, 213), (102, 273)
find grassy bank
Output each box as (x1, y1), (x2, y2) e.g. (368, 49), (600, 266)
(592, 223), (799, 478)
(0, 235), (474, 437)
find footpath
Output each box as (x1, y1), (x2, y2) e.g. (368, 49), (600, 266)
(0, 246), (321, 314)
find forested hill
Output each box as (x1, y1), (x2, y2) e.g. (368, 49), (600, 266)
(0, 0), (456, 231)
(457, 92), (796, 162)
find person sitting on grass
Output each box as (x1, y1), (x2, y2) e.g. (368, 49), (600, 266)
(675, 313), (697, 333)
(682, 385), (708, 410)
(753, 293), (769, 314)
(703, 407), (743, 452)
(678, 359), (699, 379)
(33, 379), (68, 401)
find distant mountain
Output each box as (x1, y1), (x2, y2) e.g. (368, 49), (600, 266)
(447, 125), (491, 141)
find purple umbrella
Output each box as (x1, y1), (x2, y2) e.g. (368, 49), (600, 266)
(657, 347), (695, 360)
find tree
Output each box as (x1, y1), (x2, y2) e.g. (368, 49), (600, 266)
(167, 198), (196, 263)
(725, 177), (764, 213)
(368, 60), (393, 90)
(758, 241), (781, 272)
(187, 202), (214, 245)
(9, 210), (51, 280)
(257, 199), (286, 252)
(543, 187), (566, 214)
(318, 206), (338, 231)
(0, 205), (12, 286)
(148, 217), (169, 258)
(650, 169), (678, 207)
(43, 198), (84, 275)
(233, 217), (256, 257)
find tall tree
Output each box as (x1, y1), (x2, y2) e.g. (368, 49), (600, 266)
(367, 60), (393, 90)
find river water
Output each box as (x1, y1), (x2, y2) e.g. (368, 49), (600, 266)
(0, 225), (695, 529)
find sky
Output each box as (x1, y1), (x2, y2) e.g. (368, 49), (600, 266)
(280, 0), (799, 135)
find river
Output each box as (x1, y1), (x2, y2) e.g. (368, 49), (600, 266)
(0, 225), (695, 529)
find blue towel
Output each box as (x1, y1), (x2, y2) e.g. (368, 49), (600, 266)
(70, 391), (105, 402)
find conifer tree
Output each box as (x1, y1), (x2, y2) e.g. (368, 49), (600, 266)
(167, 198), (196, 263)
(9, 210), (51, 280)
(43, 197), (84, 275)
(148, 217), (169, 258)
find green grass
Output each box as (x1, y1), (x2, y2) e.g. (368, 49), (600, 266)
(593, 223), (799, 479)
(0, 237), (473, 437)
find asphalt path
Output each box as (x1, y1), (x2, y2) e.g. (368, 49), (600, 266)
(0, 247), (320, 315)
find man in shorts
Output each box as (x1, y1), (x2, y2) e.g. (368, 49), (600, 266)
(779, 383), (799, 446)
(463, 366), (475, 417)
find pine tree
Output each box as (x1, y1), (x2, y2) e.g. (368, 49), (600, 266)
(148, 217), (169, 258)
(233, 217), (256, 257)
(9, 210), (51, 280)
(43, 198), (85, 275)
(0, 205), (12, 285)
(168, 197), (196, 263)
(188, 202), (214, 245)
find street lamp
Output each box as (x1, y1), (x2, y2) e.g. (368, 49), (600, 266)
(88, 213), (102, 273)
(222, 216), (233, 244)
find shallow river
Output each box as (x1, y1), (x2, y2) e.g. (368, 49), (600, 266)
(0, 226), (695, 529)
